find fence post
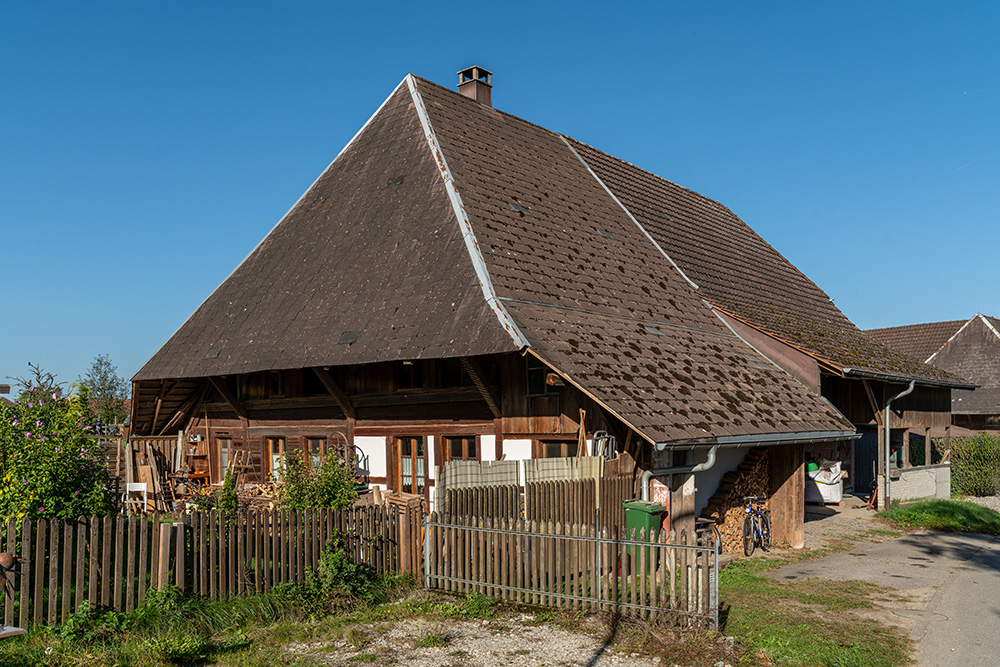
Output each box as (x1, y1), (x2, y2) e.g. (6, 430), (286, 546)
(157, 523), (172, 590)
(175, 522), (185, 591)
(399, 504), (412, 577)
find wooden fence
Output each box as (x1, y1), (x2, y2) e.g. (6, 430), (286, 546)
(444, 478), (637, 532)
(425, 513), (718, 627)
(0, 504), (420, 628)
(524, 477), (636, 531)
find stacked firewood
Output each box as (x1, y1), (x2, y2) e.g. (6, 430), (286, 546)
(700, 448), (769, 554)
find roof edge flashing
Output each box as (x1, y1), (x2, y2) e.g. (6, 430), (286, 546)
(406, 74), (528, 350)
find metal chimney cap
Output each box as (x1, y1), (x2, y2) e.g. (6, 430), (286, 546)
(458, 65), (492, 86)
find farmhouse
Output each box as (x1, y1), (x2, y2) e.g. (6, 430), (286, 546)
(129, 68), (958, 545)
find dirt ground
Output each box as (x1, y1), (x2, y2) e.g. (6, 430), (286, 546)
(285, 612), (683, 666)
(284, 496), (897, 667)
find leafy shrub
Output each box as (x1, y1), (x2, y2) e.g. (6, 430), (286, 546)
(950, 434), (1000, 497)
(145, 632), (212, 664)
(0, 384), (113, 525)
(278, 450), (356, 511)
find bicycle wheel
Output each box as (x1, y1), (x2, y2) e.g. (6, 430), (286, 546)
(760, 510), (772, 551)
(743, 515), (755, 556)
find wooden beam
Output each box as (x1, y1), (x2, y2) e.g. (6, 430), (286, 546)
(312, 368), (356, 420)
(151, 380), (169, 435)
(208, 377), (247, 419)
(460, 357), (501, 419)
(157, 381), (209, 436)
(862, 380), (884, 426)
(349, 386), (481, 408)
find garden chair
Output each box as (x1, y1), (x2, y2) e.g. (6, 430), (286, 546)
(121, 482), (148, 514)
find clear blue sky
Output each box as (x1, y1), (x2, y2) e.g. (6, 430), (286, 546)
(2, 1), (998, 386)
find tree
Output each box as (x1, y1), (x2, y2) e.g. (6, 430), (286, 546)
(7, 362), (65, 401)
(81, 354), (129, 424)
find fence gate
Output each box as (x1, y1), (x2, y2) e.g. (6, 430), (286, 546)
(424, 513), (719, 628)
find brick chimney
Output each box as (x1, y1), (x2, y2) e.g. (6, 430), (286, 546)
(457, 66), (492, 107)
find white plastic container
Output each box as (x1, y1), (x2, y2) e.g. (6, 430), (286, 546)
(806, 460), (844, 504)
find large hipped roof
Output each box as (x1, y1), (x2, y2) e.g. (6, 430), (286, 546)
(135, 73), (854, 444)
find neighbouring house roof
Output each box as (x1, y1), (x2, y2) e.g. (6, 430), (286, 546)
(135, 73), (855, 445)
(867, 315), (999, 415)
(867, 319), (973, 364)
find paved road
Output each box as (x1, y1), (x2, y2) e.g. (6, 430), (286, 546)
(769, 531), (1000, 667)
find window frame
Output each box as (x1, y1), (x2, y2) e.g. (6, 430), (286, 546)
(533, 439), (580, 459)
(439, 435), (481, 465)
(391, 435), (427, 497)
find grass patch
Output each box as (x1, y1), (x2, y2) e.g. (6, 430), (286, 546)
(720, 557), (912, 667)
(878, 499), (1000, 534)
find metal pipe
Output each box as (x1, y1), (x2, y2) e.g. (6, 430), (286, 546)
(640, 444), (719, 501)
(883, 380), (915, 508)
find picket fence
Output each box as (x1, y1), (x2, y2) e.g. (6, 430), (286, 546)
(443, 477), (637, 531)
(425, 513), (719, 628)
(0, 504), (418, 629)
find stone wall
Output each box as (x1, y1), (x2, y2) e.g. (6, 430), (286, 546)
(891, 464), (951, 502)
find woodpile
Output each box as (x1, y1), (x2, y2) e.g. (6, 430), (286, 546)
(238, 482), (279, 510)
(700, 448), (769, 554)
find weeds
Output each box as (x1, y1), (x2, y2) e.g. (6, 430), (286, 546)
(415, 631), (448, 648)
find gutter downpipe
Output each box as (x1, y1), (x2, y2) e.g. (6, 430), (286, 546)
(883, 380), (915, 508)
(640, 444), (719, 501)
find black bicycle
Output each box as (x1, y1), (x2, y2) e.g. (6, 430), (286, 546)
(742, 495), (772, 556)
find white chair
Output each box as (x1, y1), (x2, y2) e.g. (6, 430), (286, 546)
(121, 482), (148, 514)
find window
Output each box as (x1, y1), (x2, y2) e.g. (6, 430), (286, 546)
(392, 436), (425, 496)
(217, 437), (232, 483)
(441, 436), (478, 463)
(266, 437), (286, 480)
(536, 440), (579, 458)
(306, 437), (327, 469)
(526, 356), (559, 396)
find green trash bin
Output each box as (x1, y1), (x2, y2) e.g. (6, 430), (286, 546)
(622, 500), (664, 573)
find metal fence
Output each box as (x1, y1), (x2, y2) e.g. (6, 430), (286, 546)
(425, 512), (719, 628)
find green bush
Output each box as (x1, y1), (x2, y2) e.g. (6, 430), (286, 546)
(279, 450), (356, 510)
(0, 385), (113, 525)
(950, 434), (1000, 497)
(219, 470), (238, 515)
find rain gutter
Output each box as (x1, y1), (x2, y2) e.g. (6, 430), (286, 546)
(842, 368), (977, 390)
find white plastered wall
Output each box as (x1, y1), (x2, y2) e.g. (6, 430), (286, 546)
(480, 435), (496, 462)
(356, 436), (387, 483)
